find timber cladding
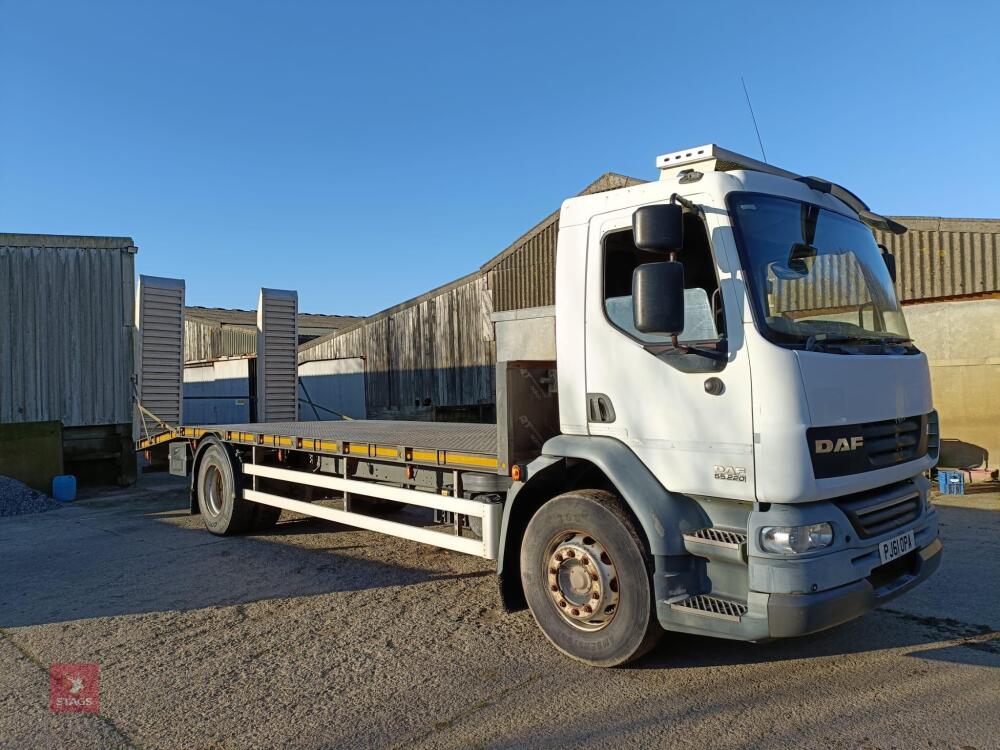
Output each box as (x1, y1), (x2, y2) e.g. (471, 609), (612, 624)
(299, 275), (495, 417)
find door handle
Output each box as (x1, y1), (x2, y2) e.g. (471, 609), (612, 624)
(587, 393), (616, 423)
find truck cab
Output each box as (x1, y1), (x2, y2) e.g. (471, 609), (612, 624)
(503, 145), (941, 663)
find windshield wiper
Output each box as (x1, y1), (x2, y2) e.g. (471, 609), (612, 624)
(804, 333), (867, 352)
(877, 336), (913, 344)
(873, 335), (914, 354)
(804, 333), (912, 353)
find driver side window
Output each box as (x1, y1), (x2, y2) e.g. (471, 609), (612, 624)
(602, 212), (724, 344)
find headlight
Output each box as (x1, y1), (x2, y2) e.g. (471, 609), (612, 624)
(759, 523), (834, 555)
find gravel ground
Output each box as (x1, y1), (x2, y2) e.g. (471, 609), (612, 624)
(0, 475), (998, 749)
(0, 476), (62, 517)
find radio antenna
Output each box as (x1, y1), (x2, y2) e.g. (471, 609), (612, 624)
(741, 76), (768, 164)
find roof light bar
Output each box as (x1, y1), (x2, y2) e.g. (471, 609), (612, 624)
(655, 144), (905, 234)
(655, 144), (799, 181)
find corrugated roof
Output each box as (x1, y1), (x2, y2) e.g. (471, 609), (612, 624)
(0, 233), (136, 250)
(480, 172), (641, 272)
(875, 216), (1000, 303)
(185, 306), (361, 329)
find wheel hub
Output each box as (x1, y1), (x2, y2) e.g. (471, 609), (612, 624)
(545, 532), (619, 631)
(203, 464), (224, 516)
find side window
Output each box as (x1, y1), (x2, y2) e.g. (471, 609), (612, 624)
(602, 212), (724, 344)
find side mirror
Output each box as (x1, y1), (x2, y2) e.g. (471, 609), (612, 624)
(633, 261), (685, 336)
(633, 204), (684, 254)
(879, 244), (897, 283)
(788, 243), (817, 275)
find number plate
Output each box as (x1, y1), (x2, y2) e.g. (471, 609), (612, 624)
(878, 529), (916, 565)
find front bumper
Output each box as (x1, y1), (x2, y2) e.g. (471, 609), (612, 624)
(767, 536), (942, 637)
(654, 477), (942, 642)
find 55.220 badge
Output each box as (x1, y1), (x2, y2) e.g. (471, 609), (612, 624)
(714, 465), (747, 482)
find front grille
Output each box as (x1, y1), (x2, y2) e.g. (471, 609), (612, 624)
(808, 413), (931, 479)
(836, 482), (922, 539)
(862, 417), (925, 468)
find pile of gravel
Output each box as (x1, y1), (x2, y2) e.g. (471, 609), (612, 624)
(0, 475), (64, 517)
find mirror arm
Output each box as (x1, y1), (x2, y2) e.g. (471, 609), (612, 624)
(649, 336), (728, 362)
(670, 193), (703, 217)
(676, 341), (728, 361)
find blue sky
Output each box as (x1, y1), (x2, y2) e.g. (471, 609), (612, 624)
(2, 1), (998, 315)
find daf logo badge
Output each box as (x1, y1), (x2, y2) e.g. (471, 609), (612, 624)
(815, 436), (864, 454)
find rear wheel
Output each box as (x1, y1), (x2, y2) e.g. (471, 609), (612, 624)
(520, 489), (662, 667)
(251, 504), (282, 531)
(196, 442), (256, 535)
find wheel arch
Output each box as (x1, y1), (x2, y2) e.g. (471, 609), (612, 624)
(496, 434), (708, 611)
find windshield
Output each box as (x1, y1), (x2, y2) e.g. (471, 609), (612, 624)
(728, 193), (910, 350)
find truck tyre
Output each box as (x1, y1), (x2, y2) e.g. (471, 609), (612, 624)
(196, 442), (256, 535)
(520, 489), (662, 667)
(251, 504), (282, 531)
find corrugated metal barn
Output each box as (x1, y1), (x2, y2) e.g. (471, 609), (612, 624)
(298, 176), (1000, 469)
(0, 233), (138, 488)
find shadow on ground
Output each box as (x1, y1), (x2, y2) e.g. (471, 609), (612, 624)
(3, 478), (998, 679)
(0, 480), (490, 628)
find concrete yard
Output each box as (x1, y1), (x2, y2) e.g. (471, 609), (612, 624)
(1, 475), (998, 750)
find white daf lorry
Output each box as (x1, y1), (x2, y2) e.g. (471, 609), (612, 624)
(141, 145), (942, 666)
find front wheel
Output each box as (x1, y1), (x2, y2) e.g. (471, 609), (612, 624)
(520, 490), (662, 667)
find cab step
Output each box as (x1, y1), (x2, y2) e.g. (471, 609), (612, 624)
(670, 594), (749, 622)
(681, 527), (748, 564)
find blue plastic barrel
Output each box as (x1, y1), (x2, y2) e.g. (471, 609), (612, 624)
(52, 475), (77, 502)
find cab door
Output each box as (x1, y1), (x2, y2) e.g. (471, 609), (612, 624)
(583, 195), (755, 500)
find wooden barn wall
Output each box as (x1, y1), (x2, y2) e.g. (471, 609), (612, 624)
(184, 319), (256, 363)
(298, 277), (495, 418)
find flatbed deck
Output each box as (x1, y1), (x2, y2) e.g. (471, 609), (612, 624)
(137, 419), (501, 473)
